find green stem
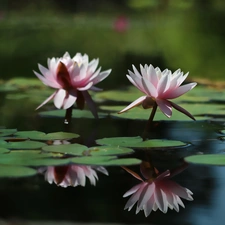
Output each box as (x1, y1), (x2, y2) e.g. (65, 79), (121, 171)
(64, 106), (73, 125)
(142, 102), (157, 141)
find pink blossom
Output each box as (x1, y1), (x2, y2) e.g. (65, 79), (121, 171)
(40, 165), (108, 188)
(113, 16), (129, 33)
(123, 164), (193, 216)
(34, 52), (111, 118)
(119, 65), (197, 120)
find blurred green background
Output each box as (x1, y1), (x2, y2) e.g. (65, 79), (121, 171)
(1, 0), (225, 88)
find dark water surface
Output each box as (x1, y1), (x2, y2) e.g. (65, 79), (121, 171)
(1, 96), (225, 225)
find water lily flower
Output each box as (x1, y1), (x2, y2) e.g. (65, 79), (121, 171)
(34, 52), (111, 118)
(123, 162), (193, 216)
(119, 65), (197, 120)
(39, 165), (108, 188)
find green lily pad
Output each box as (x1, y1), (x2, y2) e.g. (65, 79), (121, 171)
(219, 130), (225, 135)
(96, 136), (188, 149)
(0, 140), (46, 150)
(185, 154), (225, 166)
(38, 109), (108, 119)
(15, 131), (79, 141)
(42, 143), (89, 155)
(69, 156), (141, 166)
(0, 147), (10, 153)
(0, 129), (17, 137)
(94, 86), (143, 103)
(0, 165), (37, 178)
(0, 150), (65, 166)
(43, 143), (134, 156)
(88, 146), (134, 156)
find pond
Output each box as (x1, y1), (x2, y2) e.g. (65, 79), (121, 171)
(1, 75), (225, 225)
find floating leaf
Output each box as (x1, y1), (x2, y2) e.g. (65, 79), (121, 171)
(185, 154), (225, 166)
(0, 150), (65, 166)
(38, 109), (108, 119)
(42, 143), (89, 155)
(94, 86), (143, 103)
(69, 156), (141, 166)
(88, 146), (134, 156)
(0, 147), (10, 153)
(0, 140), (46, 150)
(0, 128), (17, 137)
(0, 165), (37, 178)
(15, 131), (79, 141)
(96, 136), (188, 149)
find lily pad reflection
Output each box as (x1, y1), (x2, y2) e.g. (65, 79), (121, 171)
(0, 165), (37, 178)
(15, 131), (79, 141)
(96, 136), (188, 150)
(0, 140), (46, 150)
(185, 154), (225, 166)
(42, 144), (134, 156)
(0, 129), (17, 137)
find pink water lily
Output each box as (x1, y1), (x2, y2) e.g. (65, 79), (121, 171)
(39, 165), (108, 188)
(34, 52), (111, 118)
(119, 64), (197, 120)
(123, 162), (193, 216)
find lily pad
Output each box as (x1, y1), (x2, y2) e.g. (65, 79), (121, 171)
(69, 156), (141, 166)
(0, 165), (37, 178)
(185, 154), (225, 166)
(0, 147), (10, 153)
(88, 146), (134, 156)
(38, 109), (108, 119)
(42, 144), (134, 156)
(94, 86), (143, 103)
(15, 131), (79, 141)
(0, 150), (65, 166)
(0, 129), (17, 137)
(0, 140), (46, 150)
(42, 143), (89, 155)
(96, 136), (188, 149)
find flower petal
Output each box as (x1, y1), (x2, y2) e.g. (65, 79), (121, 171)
(156, 99), (172, 117)
(142, 77), (158, 98)
(157, 72), (170, 95)
(62, 93), (77, 109)
(124, 182), (147, 211)
(127, 73), (144, 92)
(166, 82), (197, 99)
(123, 183), (144, 198)
(54, 89), (66, 109)
(170, 101), (196, 121)
(137, 183), (155, 211)
(36, 91), (57, 110)
(166, 180), (193, 201)
(92, 69), (112, 85)
(82, 90), (98, 119)
(154, 187), (168, 213)
(77, 81), (93, 91)
(144, 195), (155, 216)
(118, 96), (147, 114)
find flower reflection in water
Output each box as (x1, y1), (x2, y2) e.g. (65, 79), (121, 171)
(39, 165), (108, 188)
(123, 162), (193, 217)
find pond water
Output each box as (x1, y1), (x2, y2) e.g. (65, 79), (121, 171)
(1, 87), (225, 225)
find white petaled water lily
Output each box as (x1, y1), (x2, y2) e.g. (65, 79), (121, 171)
(34, 52), (111, 118)
(119, 64), (197, 120)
